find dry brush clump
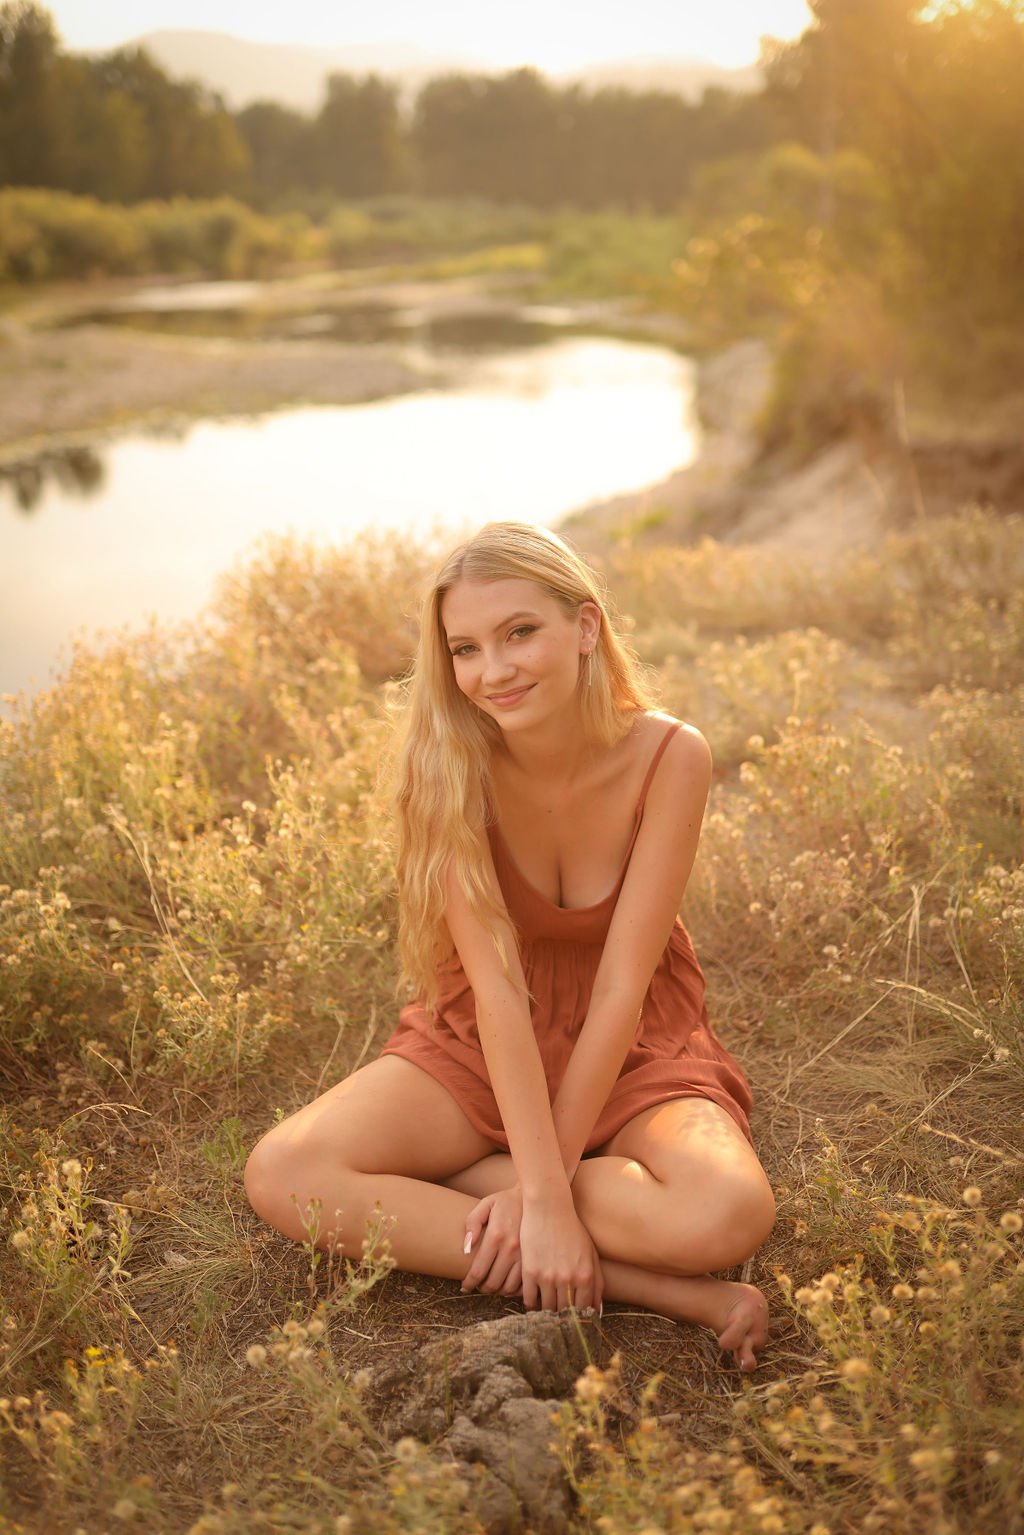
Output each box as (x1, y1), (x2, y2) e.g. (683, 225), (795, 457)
(1, 508), (1022, 1532)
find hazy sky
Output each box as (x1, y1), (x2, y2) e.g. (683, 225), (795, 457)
(47, 1), (813, 70)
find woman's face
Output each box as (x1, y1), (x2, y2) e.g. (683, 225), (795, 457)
(440, 577), (599, 731)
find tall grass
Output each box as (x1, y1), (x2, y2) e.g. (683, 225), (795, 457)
(1, 509), (1021, 1531)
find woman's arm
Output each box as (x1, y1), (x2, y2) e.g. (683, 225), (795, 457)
(551, 724), (713, 1179)
(444, 849), (602, 1310)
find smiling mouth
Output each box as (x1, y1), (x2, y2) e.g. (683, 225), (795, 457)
(486, 684), (534, 706)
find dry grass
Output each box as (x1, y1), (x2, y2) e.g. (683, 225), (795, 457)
(1, 508), (1022, 1533)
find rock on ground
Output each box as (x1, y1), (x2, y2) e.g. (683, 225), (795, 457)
(372, 1310), (609, 1534)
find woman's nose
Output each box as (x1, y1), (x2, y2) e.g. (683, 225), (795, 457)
(480, 647), (515, 686)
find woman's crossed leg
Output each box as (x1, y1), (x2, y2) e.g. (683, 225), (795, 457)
(447, 1097), (776, 1370)
(245, 1062), (775, 1370)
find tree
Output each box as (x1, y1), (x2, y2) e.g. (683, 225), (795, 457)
(309, 73), (405, 196)
(237, 101), (312, 199)
(0, 1), (63, 184)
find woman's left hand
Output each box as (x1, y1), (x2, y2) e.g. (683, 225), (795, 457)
(461, 1186), (524, 1296)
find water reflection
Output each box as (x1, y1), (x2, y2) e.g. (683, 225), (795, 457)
(52, 301), (412, 346)
(48, 295), (557, 352)
(0, 445), (105, 515)
(419, 313), (548, 350)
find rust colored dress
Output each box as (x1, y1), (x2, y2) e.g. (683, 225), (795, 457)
(380, 720), (754, 1151)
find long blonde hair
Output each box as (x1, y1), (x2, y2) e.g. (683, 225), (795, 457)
(392, 521), (656, 1010)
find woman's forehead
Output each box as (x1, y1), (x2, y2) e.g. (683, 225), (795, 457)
(440, 576), (560, 631)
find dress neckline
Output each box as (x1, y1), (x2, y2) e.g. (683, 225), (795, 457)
(489, 802), (643, 913)
(487, 718), (681, 914)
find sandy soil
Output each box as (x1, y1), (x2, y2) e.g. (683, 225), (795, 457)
(0, 319), (436, 462)
(568, 338), (1024, 563)
(0, 269), (561, 459)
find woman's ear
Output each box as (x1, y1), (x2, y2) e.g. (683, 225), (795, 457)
(579, 602), (601, 652)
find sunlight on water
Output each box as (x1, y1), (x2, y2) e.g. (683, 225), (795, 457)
(2, 337), (696, 696)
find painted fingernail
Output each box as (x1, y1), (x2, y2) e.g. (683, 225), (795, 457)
(463, 1232), (473, 1254)
(598, 1303), (604, 1319)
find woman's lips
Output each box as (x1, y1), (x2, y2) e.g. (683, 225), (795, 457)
(486, 684), (534, 707)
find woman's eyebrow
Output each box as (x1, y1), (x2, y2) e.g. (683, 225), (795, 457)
(445, 610), (543, 645)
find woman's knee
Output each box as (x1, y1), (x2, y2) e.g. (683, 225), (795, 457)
(243, 1119), (354, 1239)
(696, 1172), (776, 1271)
(656, 1170), (775, 1274)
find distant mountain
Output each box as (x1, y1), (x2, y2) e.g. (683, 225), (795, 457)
(573, 56), (762, 99)
(122, 31), (488, 110)
(119, 30), (760, 112)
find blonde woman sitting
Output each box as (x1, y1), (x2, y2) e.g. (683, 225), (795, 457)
(245, 522), (775, 1371)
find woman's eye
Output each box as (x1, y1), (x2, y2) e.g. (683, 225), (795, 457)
(510, 625), (536, 640)
(450, 645), (475, 658)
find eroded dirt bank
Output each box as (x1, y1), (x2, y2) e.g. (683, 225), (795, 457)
(568, 338), (1024, 560)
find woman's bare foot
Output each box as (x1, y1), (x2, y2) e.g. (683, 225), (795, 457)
(601, 1263), (770, 1372)
(712, 1282), (770, 1373)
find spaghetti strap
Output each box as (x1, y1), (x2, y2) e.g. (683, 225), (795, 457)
(635, 719), (683, 813)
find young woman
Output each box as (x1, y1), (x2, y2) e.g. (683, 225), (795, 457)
(245, 522), (776, 1371)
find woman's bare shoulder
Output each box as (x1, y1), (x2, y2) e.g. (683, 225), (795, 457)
(632, 710), (712, 769)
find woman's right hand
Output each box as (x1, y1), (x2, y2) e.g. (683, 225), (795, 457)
(462, 1185), (603, 1313)
(518, 1192), (603, 1314)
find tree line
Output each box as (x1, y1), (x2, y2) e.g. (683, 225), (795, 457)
(0, 2), (775, 208)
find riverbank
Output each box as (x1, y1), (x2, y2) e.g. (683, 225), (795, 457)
(0, 268), (692, 465)
(567, 338), (1024, 563)
(0, 270), (461, 461)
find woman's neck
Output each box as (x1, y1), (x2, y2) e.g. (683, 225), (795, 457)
(494, 708), (634, 787)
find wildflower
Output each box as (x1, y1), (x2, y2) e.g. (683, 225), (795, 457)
(870, 1305), (892, 1326)
(818, 1272), (841, 1292)
(9, 1231), (31, 1252)
(352, 1369), (372, 1392)
(1000, 1211), (1022, 1234)
(839, 1358), (871, 1384)
(244, 1344), (267, 1368)
(962, 1186), (983, 1207)
(111, 1500), (137, 1521)
(892, 1283), (914, 1302)
(984, 1450), (1003, 1466)
(575, 1366), (606, 1402)
(393, 1436), (420, 1462)
(61, 1159), (82, 1181)
(935, 1260), (961, 1280)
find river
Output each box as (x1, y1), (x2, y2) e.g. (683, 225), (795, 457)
(1, 302), (698, 698)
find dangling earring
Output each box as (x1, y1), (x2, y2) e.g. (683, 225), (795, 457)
(585, 648), (595, 688)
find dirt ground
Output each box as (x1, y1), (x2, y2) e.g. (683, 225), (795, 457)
(0, 313), (431, 461)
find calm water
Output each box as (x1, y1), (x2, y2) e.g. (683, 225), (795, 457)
(2, 331), (697, 698)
